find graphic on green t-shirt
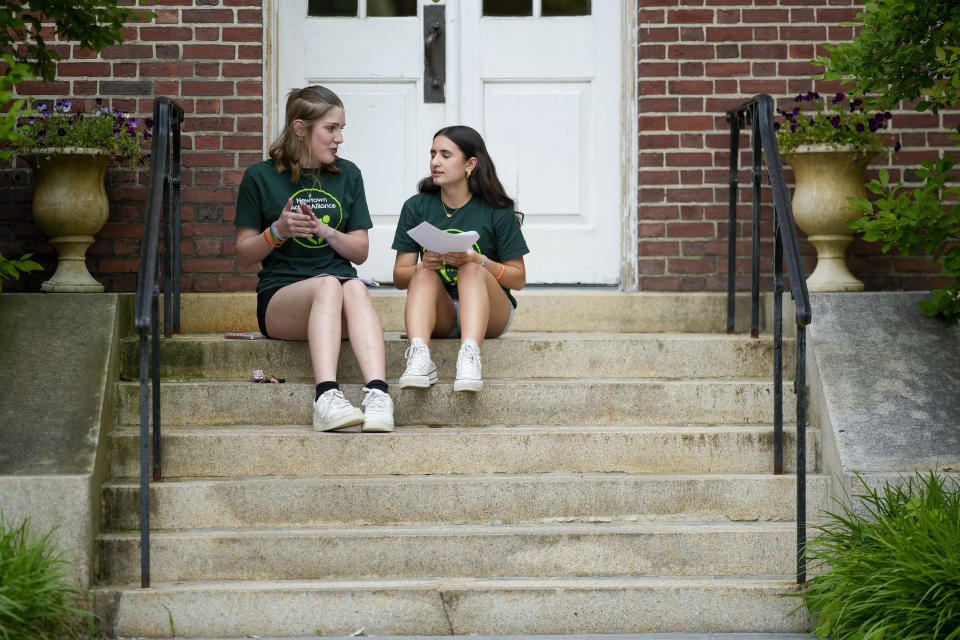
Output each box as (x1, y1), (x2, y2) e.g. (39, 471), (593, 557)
(290, 187), (342, 249)
(430, 227), (482, 285)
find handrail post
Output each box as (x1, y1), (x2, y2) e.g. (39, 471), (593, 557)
(726, 112), (741, 334)
(135, 97), (184, 590)
(725, 94), (812, 585)
(750, 105), (761, 340)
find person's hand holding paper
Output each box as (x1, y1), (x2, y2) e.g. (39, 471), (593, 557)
(406, 221), (479, 253)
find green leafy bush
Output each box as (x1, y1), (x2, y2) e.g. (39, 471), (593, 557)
(10, 99), (153, 168)
(0, 251), (42, 294)
(847, 157), (960, 321)
(796, 471), (960, 640)
(0, 518), (97, 640)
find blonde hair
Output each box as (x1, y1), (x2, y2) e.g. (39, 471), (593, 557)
(269, 86), (343, 183)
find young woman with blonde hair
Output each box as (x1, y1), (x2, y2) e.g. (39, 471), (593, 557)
(235, 85), (393, 432)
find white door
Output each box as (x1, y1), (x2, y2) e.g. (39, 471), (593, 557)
(274, 0), (623, 285)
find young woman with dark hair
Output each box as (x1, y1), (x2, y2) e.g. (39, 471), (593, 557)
(235, 85), (394, 432)
(391, 125), (529, 392)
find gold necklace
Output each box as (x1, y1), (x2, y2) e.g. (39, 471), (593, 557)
(441, 195), (471, 218)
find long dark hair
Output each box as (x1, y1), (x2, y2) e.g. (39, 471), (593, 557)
(417, 125), (523, 224)
(269, 85), (343, 183)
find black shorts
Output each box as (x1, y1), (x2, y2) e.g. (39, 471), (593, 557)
(256, 286), (284, 339)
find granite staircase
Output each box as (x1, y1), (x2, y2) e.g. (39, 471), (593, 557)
(94, 290), (822, 637)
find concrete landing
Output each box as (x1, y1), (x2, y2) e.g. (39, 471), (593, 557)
(808, 292), (960, 481)
(161, 635), (813, 640)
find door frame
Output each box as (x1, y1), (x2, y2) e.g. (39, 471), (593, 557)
(262, 0), (638, 291)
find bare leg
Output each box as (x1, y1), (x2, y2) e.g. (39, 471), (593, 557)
(265, 276), (344, 383)
(341, 278), (386, 383)
(456, 261), (513, 346)
(404, 267), (457, 343)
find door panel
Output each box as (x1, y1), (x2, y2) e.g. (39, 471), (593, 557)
(275, 0), (623, 284)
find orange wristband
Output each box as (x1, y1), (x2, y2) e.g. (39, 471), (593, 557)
(494, 262), (505, 281)
(263, 228), (282, 248)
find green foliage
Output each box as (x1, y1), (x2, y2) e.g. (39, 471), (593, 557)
(776, 91), (894, 157)
(795, 471), (960, 640)
(847, 156), (960, 321)
(814, 0), (960, 128)
(0, 1), (141, 83)
(0, 517), (97, 639)
(10, 98), (153, 167)
(0, 250), (42, 293)
(0, 54), (34, 163)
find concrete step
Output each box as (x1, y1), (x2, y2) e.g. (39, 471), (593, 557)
(115, 379), (799, 427)
(171, 290), (769, 334)
(118, 332), (795, 382)
(107, 425), (818, 479)
(93, 576), (811, 636)
(97, 522), (802, 584)
(101, 472), (827, 530)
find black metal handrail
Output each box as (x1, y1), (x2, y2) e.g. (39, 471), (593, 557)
(724, 94), (811, 584)
(133, 96), (183, 589)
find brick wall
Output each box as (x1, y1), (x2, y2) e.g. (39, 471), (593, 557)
(637, 0), (956, 293)
(1, 0), (264, 293)
(0, 0), (954, 293)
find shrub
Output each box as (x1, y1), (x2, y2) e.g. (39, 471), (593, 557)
(796, 471), (960, 640)
(0, 251), (42, 294)
(0, 517), (97, 640)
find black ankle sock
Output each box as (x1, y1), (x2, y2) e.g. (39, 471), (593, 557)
(365, 379), (388, 393)
(315, 381), (339, 400)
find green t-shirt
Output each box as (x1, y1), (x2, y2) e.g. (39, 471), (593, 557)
(235, 158), (372, 292)
(391, 191), (529, 307)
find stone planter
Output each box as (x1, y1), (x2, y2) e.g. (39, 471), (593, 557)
(27, 148), (112, 292)
(782, 143), (873, 292)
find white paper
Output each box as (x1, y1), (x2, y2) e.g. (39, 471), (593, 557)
(406, 221), (479, 253)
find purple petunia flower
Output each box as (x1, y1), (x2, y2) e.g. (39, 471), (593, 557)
(884, 111), (892, 120)
(37, 129), (46, 142)
(833, 92), (845, 104)
(805, 91), (820, 101)
(57, 127), (66, 136)
(95, 98), (103, 105)
(790, 123), (798, 133)
(894, 140), (902, 152)
(856, 123), (865, 133)
(795, 94), (804, 103)
(113, 127), (122, 138)
(145, 118), (153, 129)
(830, 116), (841, 129)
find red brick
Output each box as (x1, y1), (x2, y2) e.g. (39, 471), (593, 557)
(183, 81), (235, 96)
(639, 115), (668, 131)
(141, 62), (194, 77)
(140, 26), (193, 41)
(237, 9), (263, 24)
(640, 241), (681, 256)
(705, 61), (750, 76)
(222, 27), (262, 42)
(640, 170), (681, 185)
(223, 62), (262, 77)
(741, 8), (790, 23)
(639, 205), (681, 220)
(639, 259), (666, 275)
(196, 27), (221, 41)
(223, 99), (263, 114)
(666, 152), (712, 166)
(223, 135), (262, 150)
(680, 27), (705, 42)
(55, 62), (112, 76)
(706, 26), (752, 42)
(640, 98), (679, 111)
(643, 62), (680, 77)
(638, 9), (667, 23)
(182, 8), (236, 23)
(668, 115), (716, 131)
(666, 188), (714, 203)
(668, 44), (714, 59)
(667, 9), (714, 23)
(183, 152), (236, 167)
(238, 45), (263, 60)
(817, 8), (860, 22)
(780, 26), (827, 40)
(184, 44), (237, 59)
(716, 9), (739, 23)
(237, 81), (262, 96)
(669, 258), (715, 273)
(740, 44), (789, 59)
(639, 134), (680, 149)
(642, 27), (680, 42)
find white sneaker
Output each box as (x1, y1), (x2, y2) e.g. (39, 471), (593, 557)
(313, 388), (364, 431)
(453, 341), (483, 392)
(398, 338), (438, 389)
(361, 387), (395, 433)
